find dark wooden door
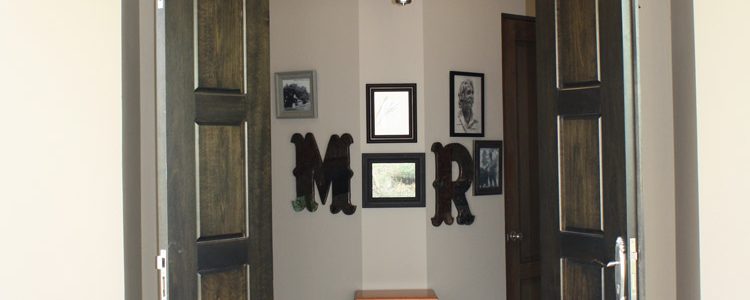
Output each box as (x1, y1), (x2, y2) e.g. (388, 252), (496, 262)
(158, 0), (272, 299)
(537, 0), (634, 299)
(502, 14), (540, 300)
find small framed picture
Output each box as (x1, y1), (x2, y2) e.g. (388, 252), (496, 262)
(474, 140), (502, 195)
(450, 71), (484, 137)
(275, 70), (317, 118)
(362, 153), (425, 208)
(366, 83), (417, 143)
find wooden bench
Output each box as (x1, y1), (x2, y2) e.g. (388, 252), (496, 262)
(355, 289), (438, 300)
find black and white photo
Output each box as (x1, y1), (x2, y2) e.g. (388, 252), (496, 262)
(450, 71), (484, 137)
(275, 70), (317, 118)
(474, 140), (502, 195)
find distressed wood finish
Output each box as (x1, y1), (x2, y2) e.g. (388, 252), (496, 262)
(163, 0), (272, 298)
(556, 0), (600, 88)
(537, 0), (631, 298)
(502, 13), (540, 300)
(197, 0), (244, 92)
(198, 124), (246, 240)
(559, 117), (602, 233)
(200, 267), (248, 300)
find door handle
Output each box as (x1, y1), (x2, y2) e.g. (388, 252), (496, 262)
(506, 231), (524, 242)
(606, 237), (627, 300)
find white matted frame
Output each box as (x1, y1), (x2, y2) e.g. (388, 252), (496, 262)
(366, 83), (417, 143)
(275, 70), (317, 118)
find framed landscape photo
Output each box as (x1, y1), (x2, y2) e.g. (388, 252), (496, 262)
(362, 153), (425, 208)
(275, 70), (317, 118)
(450, 71), (484, 137)
(366, 83), (417, 143)
(474, 140), (502, 195)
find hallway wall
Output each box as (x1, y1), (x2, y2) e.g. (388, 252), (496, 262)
(270, 0), (525, 299)
(0, 0), (124, 299)
(693, 1), (750, 298)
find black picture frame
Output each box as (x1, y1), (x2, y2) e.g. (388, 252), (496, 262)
(450, 71), (485, 137)
(362, 153), (425, 208)
(366, 83), (417, 143)
(473, 140), (503, 195)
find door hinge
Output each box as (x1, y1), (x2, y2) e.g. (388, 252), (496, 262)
(156, 249), (168, 300)
(157, 0), (164, 9)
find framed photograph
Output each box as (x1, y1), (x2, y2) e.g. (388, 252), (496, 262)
(362, 153), (425, 208)
(474, 140), (503, 195)
(366, 83), (417, 143)
(450, 71), (484, 137)
(275, 70), (317, 118)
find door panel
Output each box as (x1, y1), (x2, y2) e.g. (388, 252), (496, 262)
(200, 267), (249, 300)
(159, 0), (272, 298)
(537, 0), (632, 298)
(196, 0), (245, 92)
(502, 14), (540, 300)
(558, 116), (603, 234)
(197, 124), (247, 240)
(556, 0), (600, 88)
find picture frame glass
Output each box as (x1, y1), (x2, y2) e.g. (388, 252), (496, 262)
(362, 152), (425, 208)
(281, 78), (312, 112)
(453, 74), (483, 134)
(473, 140), (503, 195)
(373, 91), (411, 136)
(477, 148), (501, 189)
(371, 162), (417, 198)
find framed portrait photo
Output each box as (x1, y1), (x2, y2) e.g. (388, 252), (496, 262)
(450, 71), (485, 137)
(362, 153), (425, 208)
(275, 70), (317, 118)
(474, 140), (503, 195)
(366, 83), (417, 143)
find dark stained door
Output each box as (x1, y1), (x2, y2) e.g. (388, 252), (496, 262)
(502, 14), (540, 300)
(537, 0), (634, 299)
(158, 0), (272, 299)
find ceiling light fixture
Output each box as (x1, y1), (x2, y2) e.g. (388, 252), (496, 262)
(394, 0), (412, 6)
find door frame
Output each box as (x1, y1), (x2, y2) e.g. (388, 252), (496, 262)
(123, 0), (159, 299)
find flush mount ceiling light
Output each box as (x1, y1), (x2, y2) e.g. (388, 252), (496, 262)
(394, 0), (412, 5)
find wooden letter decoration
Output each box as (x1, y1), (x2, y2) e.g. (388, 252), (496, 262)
(291, 133), (356, 215)
(431, 142), (475, 226)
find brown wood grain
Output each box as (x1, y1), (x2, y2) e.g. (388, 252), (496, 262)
(197, 0), (244, 91)
(561, 259), (603, 300)
(538, 0), (631, 298)
(198, 124), (246, 240)
(557, 0), (600, 88)
(559, 117), (602, 233)
(164, 0), (272, 298)
(200, 268), (248, 300)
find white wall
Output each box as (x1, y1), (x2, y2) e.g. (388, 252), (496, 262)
(636, 1), (677, 299)
(270, 0), (525, 299)
(269, 0), (363, 299)
(694, 1), (750, 298)
(0, 1), (123, 299)
(359, 0), (428, 289)
(423, 1), (524, 299)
